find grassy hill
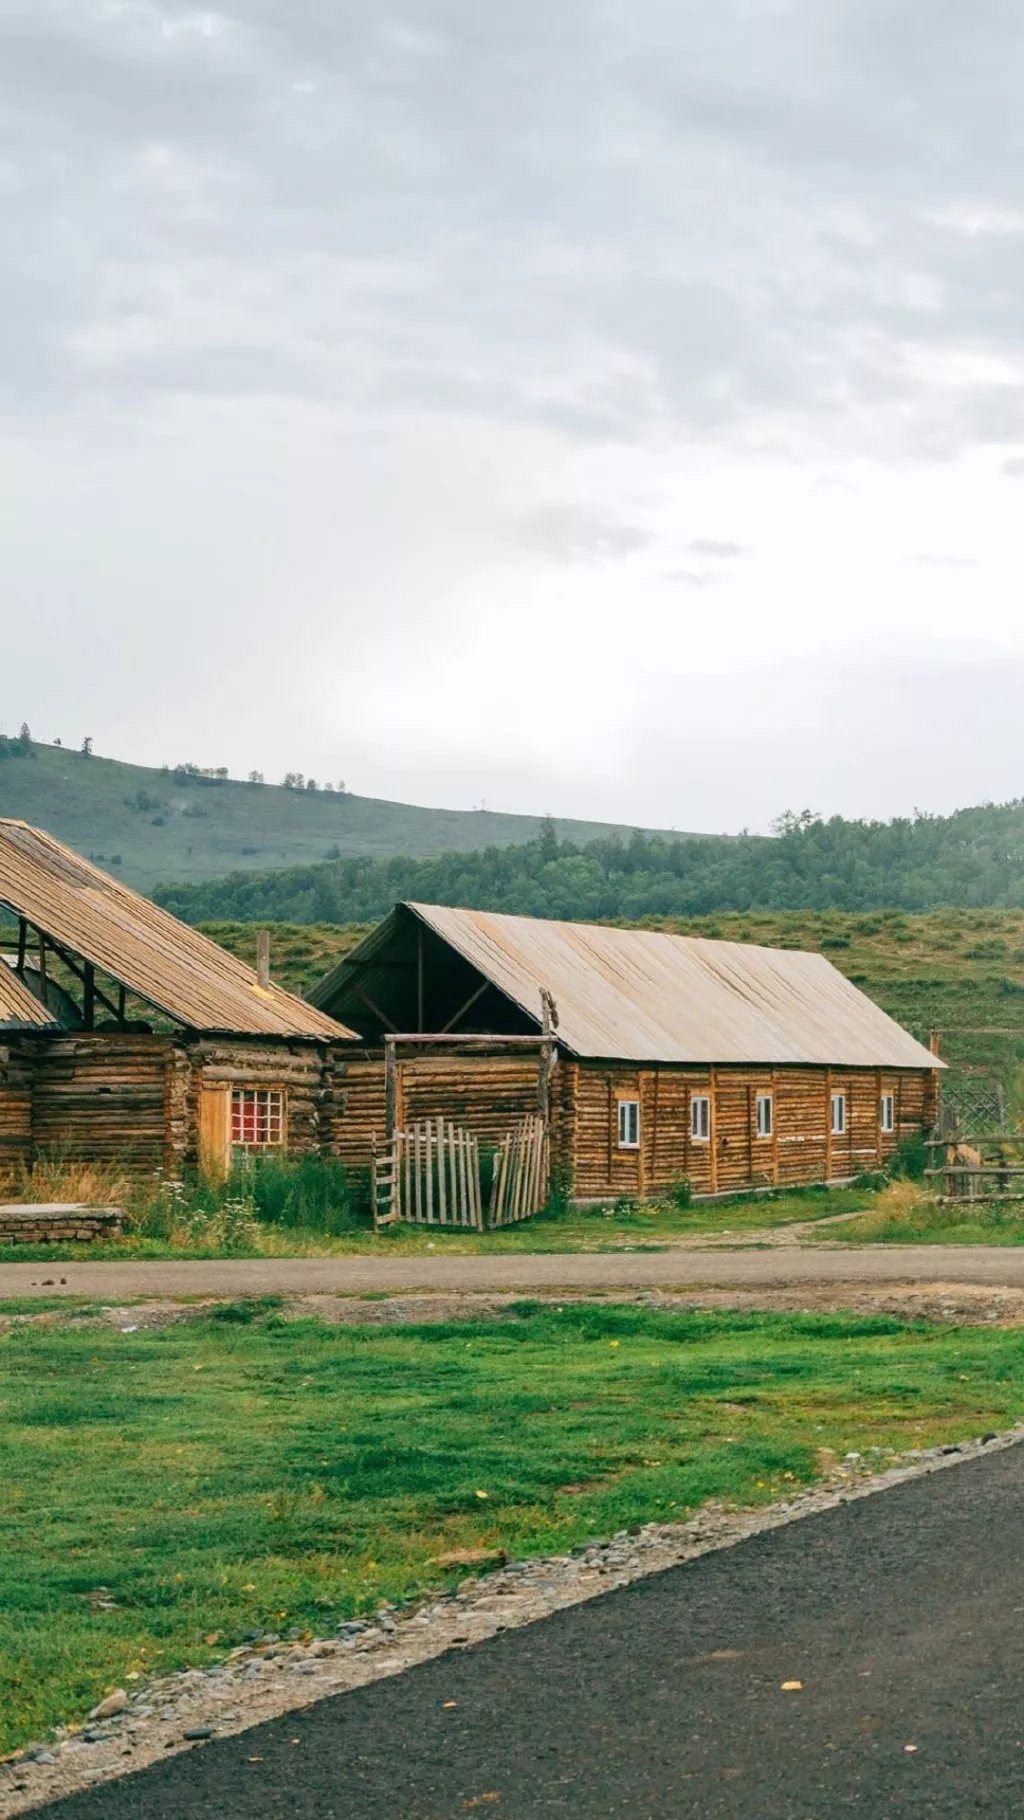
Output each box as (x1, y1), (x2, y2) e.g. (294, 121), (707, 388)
(0, 741), (683, 894)
(156, 798), (1024, 928)
(203, 907), (1024, 1093)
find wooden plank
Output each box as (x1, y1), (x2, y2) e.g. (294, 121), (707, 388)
(198, 1084), (231, 1182)
(437, 1117), (447, 1223)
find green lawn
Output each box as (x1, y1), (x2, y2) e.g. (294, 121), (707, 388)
(2, 1302), (1023, 1753)
(0, 1183), (874, 1264)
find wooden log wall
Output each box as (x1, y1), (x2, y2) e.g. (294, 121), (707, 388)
(28, 1034), (177, 1174)
(0, 1041), (34, 1189)
(569, 1062), (936, 1200)
(324, 1049), (549, 1166)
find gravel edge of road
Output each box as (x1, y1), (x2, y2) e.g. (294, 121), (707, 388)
(3, 1423), (1022, 1819)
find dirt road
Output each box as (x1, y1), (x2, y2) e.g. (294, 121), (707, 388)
(5, 1244), (1024, 1299)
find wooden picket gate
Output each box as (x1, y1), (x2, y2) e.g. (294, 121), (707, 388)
(373, 1117), (483, 1230)
(489, 1115), (549, 1227)
(373, 1113), (549, 1230)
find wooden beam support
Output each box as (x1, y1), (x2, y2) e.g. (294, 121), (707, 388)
(417, 927), (424, 1033)
(37, 929), (48, 1009)
(83, 962), (95, 1030)
(16, 918), (27, 975)
(355, 984), (399, 1034)
(439, 979), (489, 1035)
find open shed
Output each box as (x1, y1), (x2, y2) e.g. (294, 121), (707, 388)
(0, 820), (355, 1184)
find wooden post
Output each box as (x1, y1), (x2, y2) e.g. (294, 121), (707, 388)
(16, 919), (27, 975)
(825, 1070), (833, 1181)
(417, 927), (424, 1033)
(771, 1069), (779, 1186)
(83, 962), (95, 1030)
(650, 1069), (661, 1193)
(606, 1075), (614, 1190)
(256, 930), (271, 988)
(709, 1068), (718, 1195)
(117, 984), (127, 1028)
(385, 1036), (397, 1138)
(37, 930), (48, 1009)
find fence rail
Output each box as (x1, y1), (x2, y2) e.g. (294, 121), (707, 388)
(925, 1132), (1024, 1203)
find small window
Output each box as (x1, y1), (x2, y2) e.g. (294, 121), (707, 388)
(880, 1093), (895, 1134)
(691, 1095), (711, 1141)
(830, 1092), (846, 1136)
(756, 1094), (773, 1139)
(232, 1088), (285, 1149)
(617, 1098), (640, 1149)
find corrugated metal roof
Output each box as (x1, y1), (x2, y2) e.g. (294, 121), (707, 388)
(0, 956), (58, 1028)
(400, 903), (943, 1068)
(0, 821), (353, 1040)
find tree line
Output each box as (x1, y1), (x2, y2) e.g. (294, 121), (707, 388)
(152, 799), (1024, 926)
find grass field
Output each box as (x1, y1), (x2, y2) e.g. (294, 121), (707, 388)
(0, 1183), (878, 1264)
(2, 1301), (1023, 1753)
(0, 744), (669, 893)
(823, 1180), (1024, 1247)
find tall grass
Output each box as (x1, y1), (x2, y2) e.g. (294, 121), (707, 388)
(4, 1151), (368, 1249)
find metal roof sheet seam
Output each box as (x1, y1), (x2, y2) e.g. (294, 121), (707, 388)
(0, 820), (354, 1040)
(395, 903), (943, 1069)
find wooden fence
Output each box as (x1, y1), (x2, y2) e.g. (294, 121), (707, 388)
(373, 1117), (483, 1230)
(489, 1115), (549, 1227)
(925, 1133), (1024, 1202)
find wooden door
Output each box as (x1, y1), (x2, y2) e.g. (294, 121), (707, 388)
(198, 1085), (231, 1181)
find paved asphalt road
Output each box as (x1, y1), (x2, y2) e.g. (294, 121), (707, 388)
(37, 1443), (1024, 1819)
(5, 1245), (1024, 1299)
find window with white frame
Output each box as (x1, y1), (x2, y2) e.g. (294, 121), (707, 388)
(232, 1088), (285, 1150)
(756, 1093), (773, 1138)
(830, 1091), (846, 1136)
(617, 1098), (640, 1149)
(691, 1095), (711, 1141)
(880, 1093), (895, 1134)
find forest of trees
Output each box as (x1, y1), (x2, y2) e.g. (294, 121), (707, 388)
(153, 799), (1024, 927)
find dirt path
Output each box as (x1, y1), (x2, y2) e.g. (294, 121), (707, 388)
(5, 1244), (1024, 1299)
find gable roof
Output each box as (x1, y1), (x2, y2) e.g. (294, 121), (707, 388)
(0, 820), (353, 1040)
(0, 956), (58, 1029)
(317, 902), (941, 1069)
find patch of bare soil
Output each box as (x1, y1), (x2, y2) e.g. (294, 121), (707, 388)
(4, 1281), (1024, 1337)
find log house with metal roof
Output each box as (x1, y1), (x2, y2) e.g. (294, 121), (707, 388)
(0, 821), (355, 1186)
(310, 903), (943, 1200)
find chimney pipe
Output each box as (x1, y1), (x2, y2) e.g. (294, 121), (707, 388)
(257, 930), (271, 989)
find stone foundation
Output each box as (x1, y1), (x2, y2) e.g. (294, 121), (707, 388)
(0, 1203), (123, 1244)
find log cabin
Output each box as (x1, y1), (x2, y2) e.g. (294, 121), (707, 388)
(0, 820), (354, 1187)
(309, 902), (944, 1201)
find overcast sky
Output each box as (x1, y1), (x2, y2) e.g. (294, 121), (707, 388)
(3, 0), (1024, 834)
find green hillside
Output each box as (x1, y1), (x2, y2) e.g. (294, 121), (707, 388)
(203, 907), (1024, 1093)
(0, 738), (683, 894)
